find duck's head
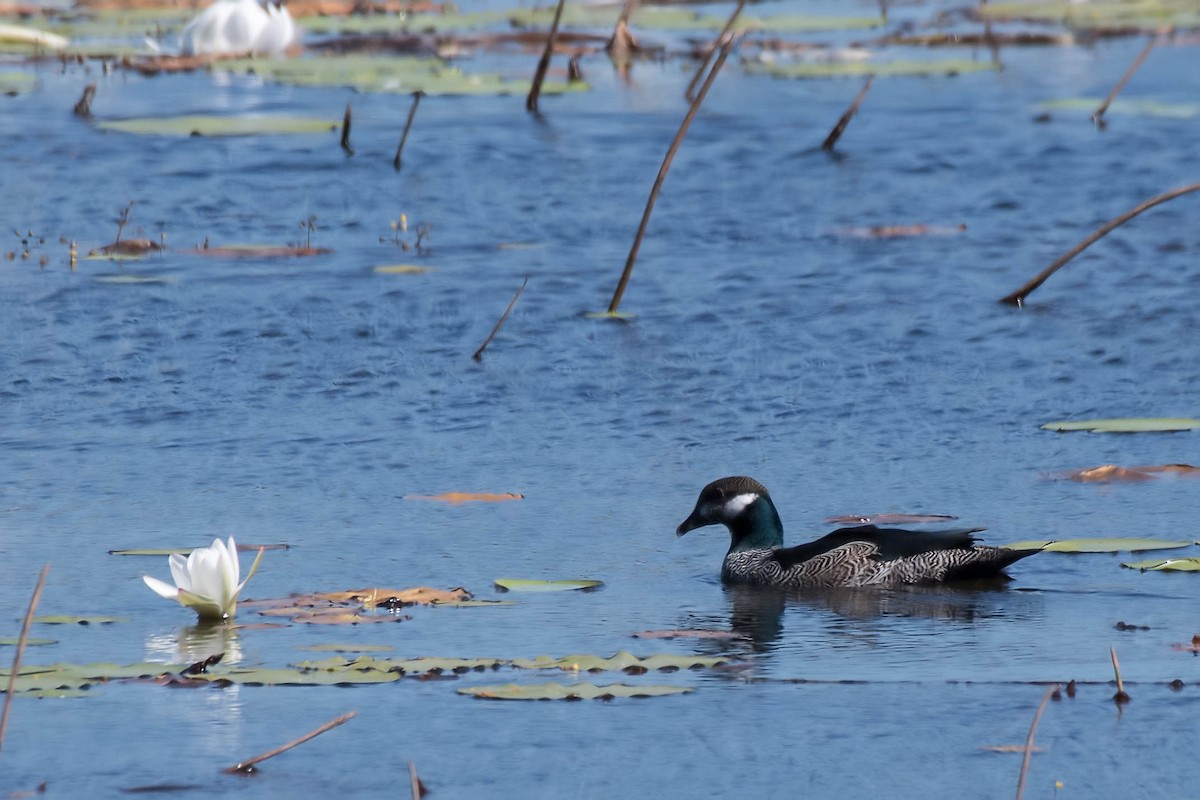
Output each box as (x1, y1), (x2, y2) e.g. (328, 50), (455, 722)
(677, 476), (783, 551)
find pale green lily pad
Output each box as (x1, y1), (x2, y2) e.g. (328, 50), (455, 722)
(0, 71), (36, 95)
(978, 1), (1200, 28)
(0, 662), (168, 693)
(98, 115), (339, 137)
(745, 59), (996, 79)
(1040, 98), (1200, 119)
(0, 638), (56, 646)
(494, 578), (602, 592)
(190, 667), (399, 686)
(295, 650), (729, 676)
(214, 55), (587, 96)
(1003, 538), (1192, 553)
(33, 615), (125, 625)
(585, 310), (636, 320)
(24, 688), (92, 698)
(1122, 558), (1200, 572)
(1041, 418), (1200, 433)
(459, 682), (692, 700)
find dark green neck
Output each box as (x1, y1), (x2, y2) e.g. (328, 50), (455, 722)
(727, 496), (784, 553)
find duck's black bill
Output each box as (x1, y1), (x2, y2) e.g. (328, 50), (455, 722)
(676, 511), (705, 537)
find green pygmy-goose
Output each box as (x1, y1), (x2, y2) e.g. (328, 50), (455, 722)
(676, 476), (1040, 587)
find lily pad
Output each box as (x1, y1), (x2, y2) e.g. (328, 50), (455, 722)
(0, 71), (36, 95)
(97, 115), (339, 137)
(744, 59), (997, 79)
(1003, 538), (1192, 553)
(1040, 98), (1200, 120)
(214, 55), (586, 96)
(33, 615), (125, 625)
(1122, 558), (1200, 572)
(191, 666), (400, 686)
(494, 578), (602, 592)
(295, 650), (731, 676)
(978, 1), (1200, 29)
(0, 638), (56, 646)
(374, 264), (431, 274)
(458, 682), (692, 700)
(1041, 418), (1200, 433)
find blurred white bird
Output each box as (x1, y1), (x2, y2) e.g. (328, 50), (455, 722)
(180, 0), (299, 56)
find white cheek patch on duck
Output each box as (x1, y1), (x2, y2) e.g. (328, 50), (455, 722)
(722, 493), (759, 517)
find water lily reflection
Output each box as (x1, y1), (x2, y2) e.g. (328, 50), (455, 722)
(145, 624), (243, 666)
(143, 536), (263, 622)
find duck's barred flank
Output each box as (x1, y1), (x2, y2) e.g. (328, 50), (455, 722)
(678, 476), (1041, 588)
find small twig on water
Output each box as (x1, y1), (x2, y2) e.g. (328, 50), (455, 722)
(526, 0), (567, 113)
(821, 75), (874, 151)
(73, 83), (96, 117)
(1110, 646), (1130, 704)
(224, 711), (357, 774)
(408, 761), (427, 800)
(473, 276), (529, 361)
(393, 90), (425, 171)
(684, 0), (744, 102)
(605, 32), (738, 315)
(607, 0), (640, 70)
(1014, 683), (1058, 800)
(0, 564), (50, 767)
(999, 181), (1200, 305)
(1093, 34), (1158, 127)
(114, 201), (134, 245)
(341, 103), (354, 156)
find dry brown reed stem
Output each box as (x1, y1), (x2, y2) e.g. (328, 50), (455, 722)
(408, 761), (424, 799)
(472, 276), (528, 361)
(223, 711), (357, 774)
(1014, 683), (1058, 800)
(999, 181), (1200, 306)
(394, 90), (424, 171)
(526, 0), (566, 113)
(1093, 34), (1157, 126)
(606, 33), (737, 314)
(684, 0), (745, 102)
(0, 564), (50, 766)
(821, 75), (874, 151)
(1110, 646), (1130, 703)
(340, 103), (353, 155)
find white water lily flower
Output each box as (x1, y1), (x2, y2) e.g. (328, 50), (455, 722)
(143, 536), (264, 622)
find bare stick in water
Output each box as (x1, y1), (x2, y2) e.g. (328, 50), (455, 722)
(394, 90), (425, 172)
(1014, 683), (1058, 800)
(0, 564), (50, 766)
(821, 76), (874, 151)
(1093, 34), (1157, 127)
(341, 103), (354, 155)
(73, 83), (96, 117)
(606, 33), (737, 315)
(999, 181), (1200, 305)
(1110, 646), (1130, 704)
(408, 761), (426, 799)
(526, 0), (567, 113)
(224, 711), (357, 774)
(473, 276), (529, 361)
(684, 0), (745, 102)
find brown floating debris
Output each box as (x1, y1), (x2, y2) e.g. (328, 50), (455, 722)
(606, 26), (738, 315)
(184, 245), (329, 258)
(72, 83), (96, 117)
(1014, 684), (1057, 800)
(1093, 33), (1158, 127)
(393, 90), (424, 171)
(340, 102), (353, 155)
(224, 711), (357, 775)
(1114, 621), (1150, 632)
(526, 0), (566, 113)
(1000, 181), (1200, 306)
(1059, 464), (1200, 483)
(405, 492), (523, 503)
(837, 223), (966, 239)
(0, 564), (50, 766)
(821, 75), (873, 151)
(90, 238), (163, 256)
(473, 276), (529, 361)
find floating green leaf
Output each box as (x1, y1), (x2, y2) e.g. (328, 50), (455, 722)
(978, 0), (1200, 29)
(97, 115), (338, 137)
(1122, 558), (1200, 572)
(1040, 98), (1200, 119)
(494, 578), (602, 592)
(1003, 538), (1192, 553)
(0, 638), (56, 647)
(458, 682), (692, 700)
(214, 55), (587, 96)
(744, 59), (996, 79)
(295, 650), (730, 676)
(33, 615), (125, 625)
(1041, 418), (1200, 433)
(190, 667), (400, 686)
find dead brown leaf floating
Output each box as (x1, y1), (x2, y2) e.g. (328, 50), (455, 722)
(242, 586), (474, 624)
(184, 244), (331, 258)
(1056, 464), (1200, 483)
